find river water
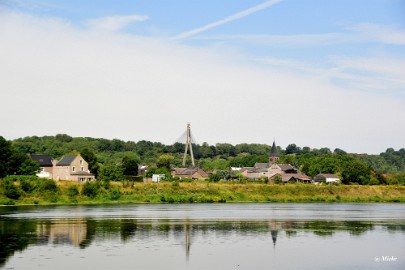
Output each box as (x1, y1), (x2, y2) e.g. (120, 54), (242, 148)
(0, 203), (404, 270)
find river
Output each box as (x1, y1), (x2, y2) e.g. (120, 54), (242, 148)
(1, 203), (404, 269)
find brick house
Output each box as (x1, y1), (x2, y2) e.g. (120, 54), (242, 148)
(53, 155), (95, 182)
(30, 154), (95, 182)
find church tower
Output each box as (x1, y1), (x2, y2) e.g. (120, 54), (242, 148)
(269, 140), (279, 164)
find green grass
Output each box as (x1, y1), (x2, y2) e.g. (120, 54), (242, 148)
(1, 180), (405, 205)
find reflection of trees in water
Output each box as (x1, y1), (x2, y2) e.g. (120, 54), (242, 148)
(0, 218), (38, 268)
(1, 218), (405, 267)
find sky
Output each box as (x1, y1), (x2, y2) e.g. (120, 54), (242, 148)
(0, 0), (404, 154)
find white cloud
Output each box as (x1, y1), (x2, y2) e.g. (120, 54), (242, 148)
(172, 0), (283, 40)
(259, 55), (405, 97)
(350, 23), (405, 45)
(86, 14), (148, 32)
(0, 9), (404, 154)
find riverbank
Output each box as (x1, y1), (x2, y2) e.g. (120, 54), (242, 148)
(1, 180), (405, 205)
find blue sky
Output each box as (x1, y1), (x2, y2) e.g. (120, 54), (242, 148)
(0, 0), (404, 154)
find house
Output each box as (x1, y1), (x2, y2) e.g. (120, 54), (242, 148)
(30, 154), (95, 182)
(53, 155), (95, 182)
(240, 167), (269, 180)
(314, 173), (340, 183)
(172, 167), (209, 179)
(29, 154), (54, 178)
(270, 173), (312, 183)
(241, 140), (311, 183)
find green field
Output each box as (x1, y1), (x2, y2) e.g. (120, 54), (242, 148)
(1, 179), (405, 205)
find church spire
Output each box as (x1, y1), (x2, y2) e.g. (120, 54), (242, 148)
(269, 140), (279, 164)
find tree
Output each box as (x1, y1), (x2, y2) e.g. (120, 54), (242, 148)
(216, 143), (236, 157)
(98, 163), (124, 181)
(55, 134), (73, 142)
(285, 144), (301, 155)
(341, 159), (371, 185)
(157, 154), (174, 171)
(122, 156), (139, 176)
(145, 167), (172, 179)
(17, 158), (40, 175)
(0, 136), (13, 177)
(81, 148), (100, 177)
(273, 175), (283, 184)
(0, 136), (39, 177)
(333, 148), (347, 155)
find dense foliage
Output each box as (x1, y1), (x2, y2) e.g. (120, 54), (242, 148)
(3, 134), (405, 185)
(0, 136), (39, 178)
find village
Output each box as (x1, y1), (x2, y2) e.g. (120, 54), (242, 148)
(29, 139), (340, 185)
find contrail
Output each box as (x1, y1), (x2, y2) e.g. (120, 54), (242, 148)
(172, 0), (283, 40)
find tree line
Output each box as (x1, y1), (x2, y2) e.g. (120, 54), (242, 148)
(2, 134), (405, 185)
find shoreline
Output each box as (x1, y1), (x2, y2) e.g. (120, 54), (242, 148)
(1, 182), (405, 206)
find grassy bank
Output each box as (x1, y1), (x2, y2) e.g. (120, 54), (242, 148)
(1, 179), (405, 205)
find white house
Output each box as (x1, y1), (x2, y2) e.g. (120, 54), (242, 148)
(314, 173), (340, 183)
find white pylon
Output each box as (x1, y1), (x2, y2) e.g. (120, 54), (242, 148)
(182, 123), (195, 167)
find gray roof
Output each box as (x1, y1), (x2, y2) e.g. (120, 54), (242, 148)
(278, 164), (294, 171)
(30, 154), (53, 167)
(270, 141), (279, 157)
(254, 162), (269, 169)
(56, 156), (77, 166)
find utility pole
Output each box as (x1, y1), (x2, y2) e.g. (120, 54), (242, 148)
(182, 123), (195, 167)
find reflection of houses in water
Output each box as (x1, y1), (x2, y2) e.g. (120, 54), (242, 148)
(36, 221), (87, 246)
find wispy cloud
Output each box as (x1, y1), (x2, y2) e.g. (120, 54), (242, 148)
(172, 0), (283, 40)
(350, 23), (405, 45)
(259, 55), (405, 97)
(194, 33), (348, 47)
(2, 0), (65, 11)
(86, 14), (148, 32)
(192, 23), (405, 47)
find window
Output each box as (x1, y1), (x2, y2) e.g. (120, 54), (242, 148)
(80, 160), (83, 165)
(81, 166), (84, 171)
(72, 166), (76, 172)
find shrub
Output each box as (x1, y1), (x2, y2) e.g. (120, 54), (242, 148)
(0, 199), (15, 205)
(3, 180), (21, 200)
(67, 185), (79, 197)
(36, 178), (58, 193)
(109, 188), (121, 200)
(82, 182), (100, 198)
(20, 178), (35, 193)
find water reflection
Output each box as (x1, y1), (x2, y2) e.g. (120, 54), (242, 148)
(1, 217), (404, 268)
(1, 204), (405, 270)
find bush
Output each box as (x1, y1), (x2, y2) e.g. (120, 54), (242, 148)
(67, 185), (79, 197)
(3, 179), (21, 200)
(208, 173), (221, 182)
(82, 182), (100, 198)
(20, 178), (35, 193)
(109, 188), (121, 200)
(36, 179), (58, 193)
